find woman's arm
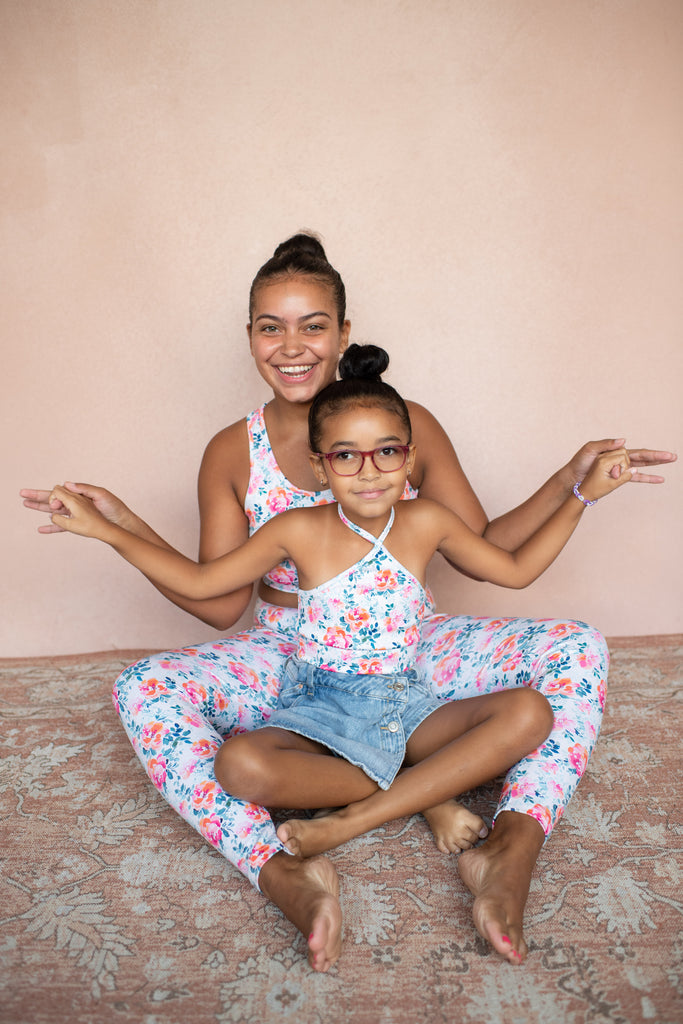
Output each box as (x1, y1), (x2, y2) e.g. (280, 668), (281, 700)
(409, 401), (676, 551)
(21, 421), (256, 631)
(48, 484), (288, 603)
(433, 450), (634, 589)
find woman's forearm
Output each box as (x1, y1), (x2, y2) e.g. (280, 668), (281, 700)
(115, 510), (253, 630)
(482, 466), (574, 551)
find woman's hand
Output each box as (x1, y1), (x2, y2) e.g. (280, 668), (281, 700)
(20, 483), (131, 534)
(566, 439), (677, 487)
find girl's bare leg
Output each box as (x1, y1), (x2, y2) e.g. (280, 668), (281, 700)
(215, 727), (380, 808)
(278, 689), (551, 852)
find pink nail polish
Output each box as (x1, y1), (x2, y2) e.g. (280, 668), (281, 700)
(501, 935), (511, 944)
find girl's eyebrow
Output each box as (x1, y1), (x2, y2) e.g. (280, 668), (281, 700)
(329, 435), (404, 449)
(253, 311), (332, 324)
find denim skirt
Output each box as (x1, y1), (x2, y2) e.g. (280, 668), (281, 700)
(263, 655), (443, 790)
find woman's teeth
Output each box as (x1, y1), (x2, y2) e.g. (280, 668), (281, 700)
(278, 365), (313, 377)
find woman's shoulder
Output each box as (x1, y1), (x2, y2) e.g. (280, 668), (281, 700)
(199, 416), (251, 500)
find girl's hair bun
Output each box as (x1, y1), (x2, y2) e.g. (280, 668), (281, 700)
(339, 343), (389, 382)
(273, 232), (328, 262)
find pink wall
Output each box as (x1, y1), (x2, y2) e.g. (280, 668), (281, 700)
(3, 0), (682, 656)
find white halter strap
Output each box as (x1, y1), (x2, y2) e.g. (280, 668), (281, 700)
(337, 504), (394, 546)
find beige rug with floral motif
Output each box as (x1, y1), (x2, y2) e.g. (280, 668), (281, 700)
(1, 636), (681, 1024)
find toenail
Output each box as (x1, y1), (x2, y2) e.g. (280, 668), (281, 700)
(501, 935), (511, 944)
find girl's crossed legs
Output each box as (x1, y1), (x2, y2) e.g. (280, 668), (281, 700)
(224, 684), (553, 853)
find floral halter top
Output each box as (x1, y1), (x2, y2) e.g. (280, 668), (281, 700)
(296, 505), (428, 676)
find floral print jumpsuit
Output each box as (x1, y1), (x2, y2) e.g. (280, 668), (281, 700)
(113, 405), (608, 890)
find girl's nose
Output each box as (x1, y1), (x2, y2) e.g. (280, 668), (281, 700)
(358, 453), (380, 479)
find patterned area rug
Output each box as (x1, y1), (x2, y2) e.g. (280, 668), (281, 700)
(1, 636), (681, 1024)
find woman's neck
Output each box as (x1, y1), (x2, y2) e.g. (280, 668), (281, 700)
(263, 397), (321, 492)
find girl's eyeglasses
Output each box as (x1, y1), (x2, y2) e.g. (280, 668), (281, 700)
(315, 445), (411, 477)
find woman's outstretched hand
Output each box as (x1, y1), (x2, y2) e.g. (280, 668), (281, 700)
(567, 439), (677, 486)
(20, 483), (130, 534)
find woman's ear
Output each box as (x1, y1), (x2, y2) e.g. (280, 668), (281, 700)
(339, 320), (351, 354)
(309, 453), (329, 487)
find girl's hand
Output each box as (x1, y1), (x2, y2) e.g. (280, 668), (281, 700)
(47, 484), (112, 540)
(566, 439), (677, 486)
(576, 449), (634, 504)
(21, 483), (131, 534)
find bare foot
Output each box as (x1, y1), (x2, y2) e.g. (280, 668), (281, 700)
(276, 815), (343, 858)
(457, 810), (544, 965)
(422, 800), (488, 854)
(258, 849), (342, 972)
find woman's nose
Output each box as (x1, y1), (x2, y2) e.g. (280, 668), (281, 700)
(280, 329), (305, 356)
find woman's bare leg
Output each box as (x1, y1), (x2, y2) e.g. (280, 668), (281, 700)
(258, 850), (343, 973)
(458, 810), (545, 964)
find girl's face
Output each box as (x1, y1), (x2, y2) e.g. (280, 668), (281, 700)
(248, 276), (350, 405)
(310, 404), (415, 529)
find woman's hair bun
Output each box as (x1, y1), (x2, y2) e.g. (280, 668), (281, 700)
(273, 232), (328, 262)
(339, 343), (389, 382)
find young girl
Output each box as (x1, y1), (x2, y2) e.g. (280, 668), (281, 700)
(48, 344), (634, 969)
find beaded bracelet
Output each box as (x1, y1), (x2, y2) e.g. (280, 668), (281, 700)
(573, 482), (597, 507)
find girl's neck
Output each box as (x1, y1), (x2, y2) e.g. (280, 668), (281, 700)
(336, 502), (394, 540)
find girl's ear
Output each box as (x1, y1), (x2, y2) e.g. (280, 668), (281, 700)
(406, 444), (417, 476)
(309, 453), (329, 487)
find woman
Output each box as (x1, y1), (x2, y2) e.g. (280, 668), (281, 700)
(22, 234), (675, 973)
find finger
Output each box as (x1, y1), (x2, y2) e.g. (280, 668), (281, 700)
(589, 438), (625, 452)
(629, 471), (667, 484)
(626, 449), (677, 466)
(50, 513), (72, 531)
(37, 523), (67, 534)
(22, 498), (55, 513)
(19, 488), (52, 502)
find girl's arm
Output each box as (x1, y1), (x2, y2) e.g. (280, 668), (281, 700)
(432, 449), (634, 589)
(48, 484), (290, 603)
(408, 401), (675, 550)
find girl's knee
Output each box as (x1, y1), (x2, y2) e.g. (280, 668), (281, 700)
(215, 734), (273, 803)
(513, 688), (554, 745)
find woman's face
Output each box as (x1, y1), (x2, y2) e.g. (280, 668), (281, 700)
(248, 276), (350, 404)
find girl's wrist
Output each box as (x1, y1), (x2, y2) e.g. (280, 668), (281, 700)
(572, 482), (598, 508)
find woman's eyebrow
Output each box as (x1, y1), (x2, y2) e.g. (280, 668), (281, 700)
(253, 311), (332, 324)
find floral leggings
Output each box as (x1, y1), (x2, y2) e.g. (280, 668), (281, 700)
(113, 602), (608, 891)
